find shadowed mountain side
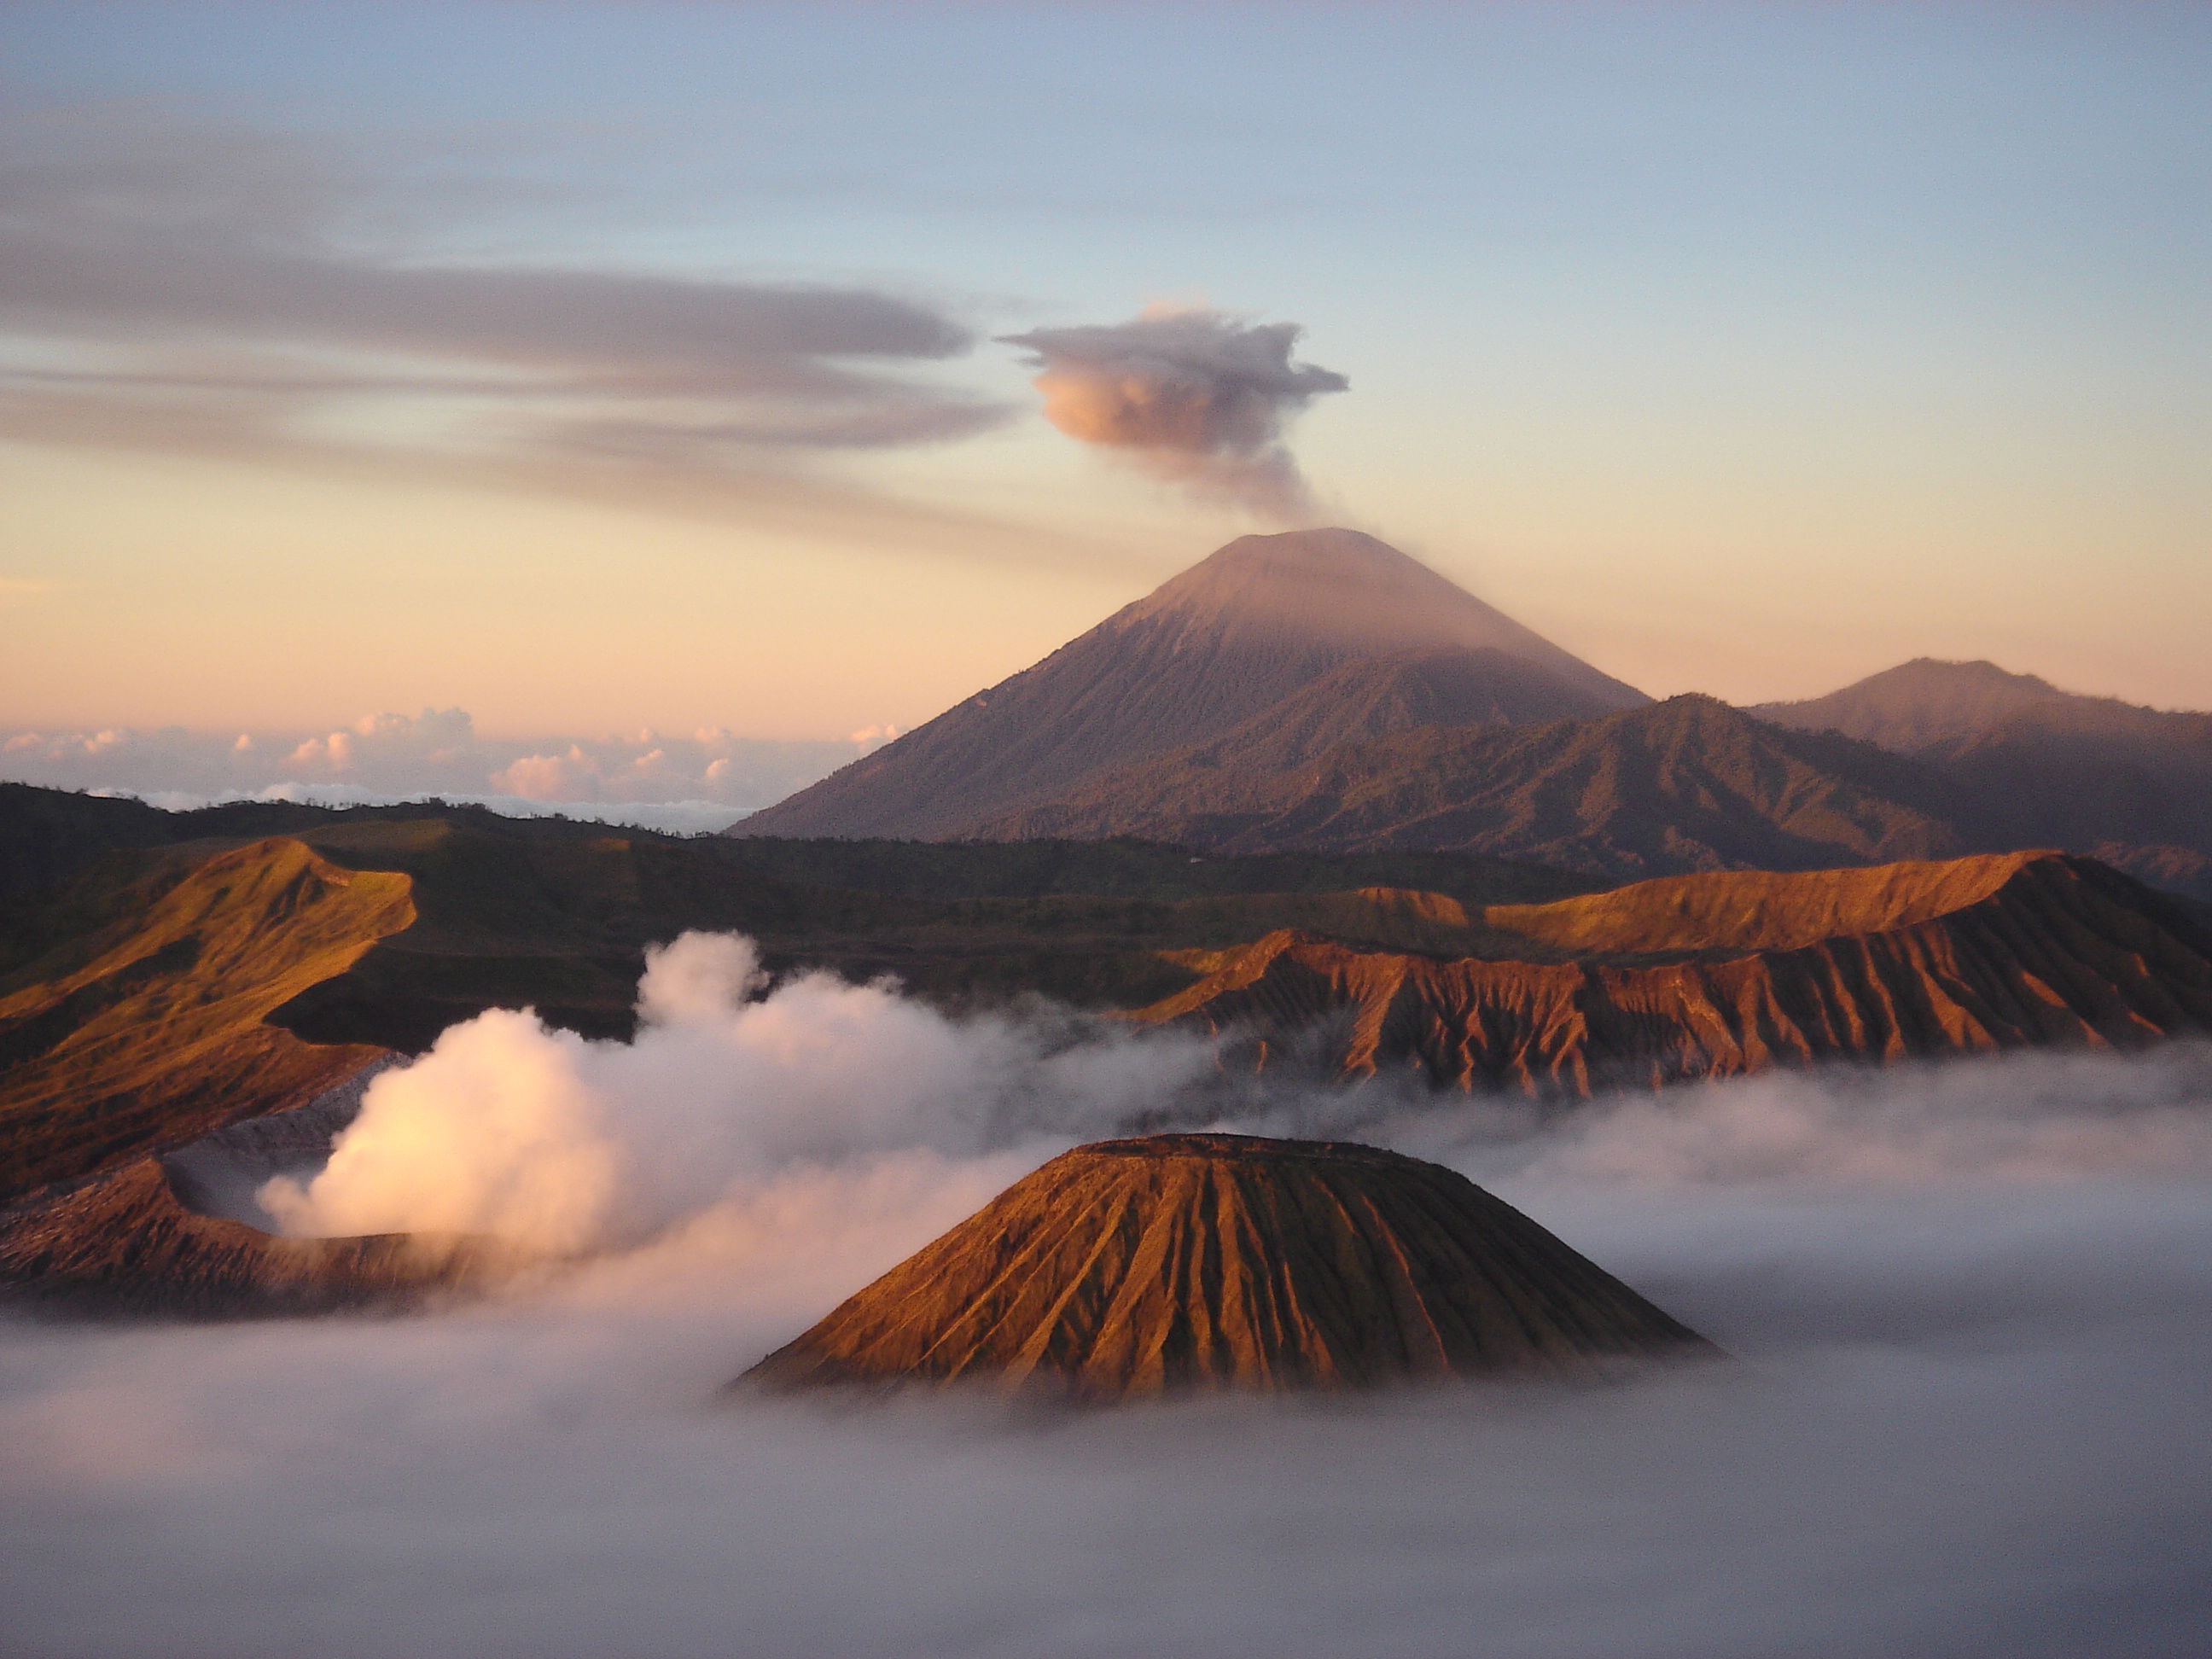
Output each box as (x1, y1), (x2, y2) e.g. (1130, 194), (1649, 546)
(1751, 658), (2086, 754)
(989, 696), (1971, 882)
(1134, 853), (2212, 1095)
(1937, 702), (2212, 859)
(734, 529), (1644, 841)
(742, 1134), (1714, 1401)
(1752, 660), (2212, 894)
(0, 1158), (497, 1318)
(713, 835), (1601, 908)
(1027, 645), (1627, 796)
(2092, 843), (2212, 902)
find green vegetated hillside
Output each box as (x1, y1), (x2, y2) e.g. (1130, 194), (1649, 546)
(0, 785), (1604, 1202)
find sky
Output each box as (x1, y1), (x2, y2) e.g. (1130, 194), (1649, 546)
(3, 1), (2208, 750)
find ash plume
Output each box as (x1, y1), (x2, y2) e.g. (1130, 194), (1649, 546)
(999, 307), (1347, 518)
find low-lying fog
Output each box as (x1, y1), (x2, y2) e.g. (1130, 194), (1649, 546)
(6, 935), (2210, 1658)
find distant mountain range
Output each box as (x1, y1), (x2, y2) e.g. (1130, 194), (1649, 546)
(731, 530), (2212, 898)
(987, 692), (1972, 876)
(1755, 659), (2212, 893)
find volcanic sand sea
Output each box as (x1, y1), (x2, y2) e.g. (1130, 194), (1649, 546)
(4, 1055), (2212, 1659)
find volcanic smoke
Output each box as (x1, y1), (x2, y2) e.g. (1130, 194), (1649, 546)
(999, 306), (1347, 518)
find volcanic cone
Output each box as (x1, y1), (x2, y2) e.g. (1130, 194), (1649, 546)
(742, 1133), (1715, 1401)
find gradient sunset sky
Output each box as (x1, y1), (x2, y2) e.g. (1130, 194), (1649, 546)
(4, 1), (2207, 742)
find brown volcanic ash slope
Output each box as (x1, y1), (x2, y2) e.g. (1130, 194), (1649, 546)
(1136, 853), (2212, 1095)
(0, 839), (471, 1314)
(0, 800), (1607, 1313)
(0, 1156), (494, 1317)
(733, 527), (1645, 841)
(743, 1134), (1714, 1400)
(0, 838), (413, 1198)
(992, 695), (1972, 881)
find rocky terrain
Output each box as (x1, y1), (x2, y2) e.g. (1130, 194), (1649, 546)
(0, 788), (1604, 1314)
(6, 798), (2209, 1316)
(742, 1132), (1716, 1400)
(1136, 852), (2212, 1094)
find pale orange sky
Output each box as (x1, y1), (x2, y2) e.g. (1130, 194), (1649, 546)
(5, 3), (2208, 741)
(9, 422), (2206, 742)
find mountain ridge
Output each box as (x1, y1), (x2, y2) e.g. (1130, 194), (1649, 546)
(1133, 851), (2212, 1094)
(987, 694), (1975, 880)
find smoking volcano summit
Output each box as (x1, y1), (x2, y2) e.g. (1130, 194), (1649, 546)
(731, 527), (1647, 842)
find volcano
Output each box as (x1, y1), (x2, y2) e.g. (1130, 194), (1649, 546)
(731, 528), (1645, 841)
(741, 1132), (1714, 1400)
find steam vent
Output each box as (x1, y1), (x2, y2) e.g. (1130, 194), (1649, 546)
(742, 1133), (1717, 1401)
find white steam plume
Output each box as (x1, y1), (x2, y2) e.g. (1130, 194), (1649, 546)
(999, 306), (1347, 518)
(262, 931), (1212, 1254)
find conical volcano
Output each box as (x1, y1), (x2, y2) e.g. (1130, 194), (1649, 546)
(741, 1133), (1714, 1400)
(731, 528), (1645, 841)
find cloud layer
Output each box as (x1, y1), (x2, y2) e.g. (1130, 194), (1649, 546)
(0, 708), (887, 822)
(1001, 307), (1348, 518)
(0, 110), (1007, 527)
(5, 998), (2210, 1655)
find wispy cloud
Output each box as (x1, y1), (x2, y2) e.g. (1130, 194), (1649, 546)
(0, 109), (1026, 544)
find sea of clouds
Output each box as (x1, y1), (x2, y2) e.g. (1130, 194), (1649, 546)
(5, 932), (2210, 1658)
(1, 708), (899, 830)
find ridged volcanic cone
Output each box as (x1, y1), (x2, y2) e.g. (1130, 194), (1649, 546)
(742, 1133), (1715, 1401)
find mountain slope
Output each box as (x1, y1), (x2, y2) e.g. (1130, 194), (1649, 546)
(989, 695), (1972, 881)
(1136, 852), (2212, 1094)
(1750, 658), (2082, 754)
(1755, 659), (2212, 894)
(733, 528), (1645, 840)
(0, 839), (413, 1199)
(742, 1132), (1714, 1400)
